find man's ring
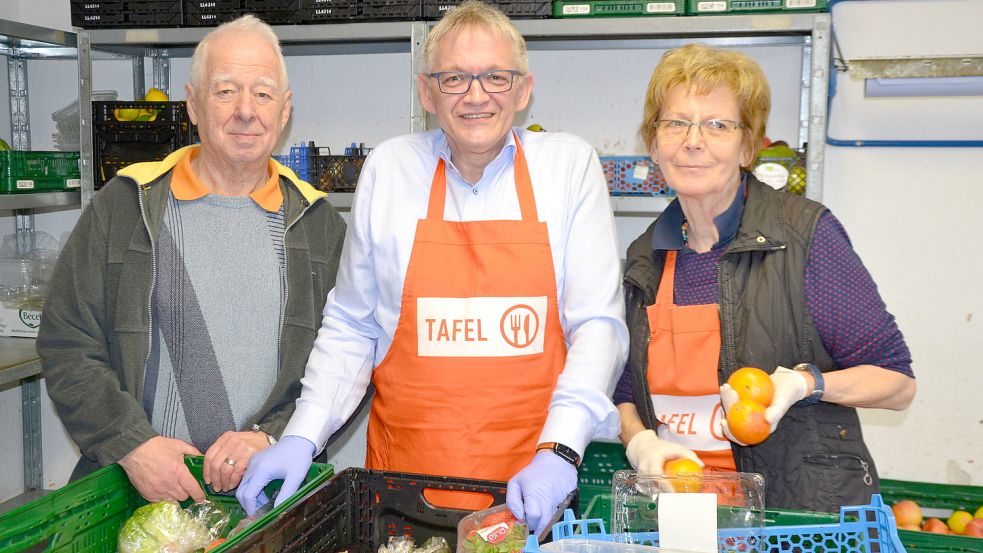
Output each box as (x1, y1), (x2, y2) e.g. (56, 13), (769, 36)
(224, 458), (236, 466)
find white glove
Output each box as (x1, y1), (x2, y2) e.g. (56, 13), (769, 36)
(625, 429), (703, 475)
(719, 366), (808, 446)
(763, 366), (809, 426)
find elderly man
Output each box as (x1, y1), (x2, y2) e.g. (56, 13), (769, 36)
(37, 14), (346, 503)
(239, 0), (627, 533)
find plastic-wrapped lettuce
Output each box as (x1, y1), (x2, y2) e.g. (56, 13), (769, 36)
(118, 501), (215, 553)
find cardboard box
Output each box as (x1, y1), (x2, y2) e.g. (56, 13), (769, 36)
(0, 305), (41, 337)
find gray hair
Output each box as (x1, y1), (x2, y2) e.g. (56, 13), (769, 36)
(423, 0), (528, 74)
(190, 14), (289, 92)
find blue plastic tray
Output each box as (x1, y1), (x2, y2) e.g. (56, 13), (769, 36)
(525, 494), (907, 553)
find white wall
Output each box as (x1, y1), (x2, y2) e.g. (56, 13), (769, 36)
(1, 0), (981, 505)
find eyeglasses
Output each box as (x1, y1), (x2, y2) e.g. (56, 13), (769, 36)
(654, 119), (746, 141)
(427, 70), (523, 94)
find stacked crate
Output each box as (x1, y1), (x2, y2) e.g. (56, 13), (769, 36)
(183, 0), (242, 26)
(71, 0), (183, 28)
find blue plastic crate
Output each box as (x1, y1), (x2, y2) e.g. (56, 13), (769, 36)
(599, 156), (673, 197)
(525, 494), (906, 553)
(273, 143), (312, 183)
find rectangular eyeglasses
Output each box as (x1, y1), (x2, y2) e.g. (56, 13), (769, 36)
(427, 70), (523, 94)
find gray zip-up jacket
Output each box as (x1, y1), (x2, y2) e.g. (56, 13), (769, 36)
(38, 146), (346, 479)
(623, 177), (879, 512)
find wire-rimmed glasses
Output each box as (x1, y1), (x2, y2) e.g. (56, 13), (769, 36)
(654, 119), (746, 141)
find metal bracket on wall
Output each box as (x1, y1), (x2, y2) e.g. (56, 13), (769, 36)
(847, 56), (983, 79)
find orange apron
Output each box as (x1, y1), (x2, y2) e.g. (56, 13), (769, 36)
(366, 135), (567, 490)
(646, 250), (735, 471)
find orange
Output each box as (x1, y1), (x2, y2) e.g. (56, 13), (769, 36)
(727, 367), (774, 406)
(726, 399), (770, 445)
(664, 458), (703, 493)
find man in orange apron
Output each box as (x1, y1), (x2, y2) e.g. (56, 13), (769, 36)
(239, 1), (629, 535)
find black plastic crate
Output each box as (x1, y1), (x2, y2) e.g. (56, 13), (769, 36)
(495, 0), (550, 17)
(127, 0), (181, 12)
(361, 0), (423, 20)
(126, 10), (183, 25)
(92, 101), (198, 188)
(297, 5), (356, 22)
(245, 0), (299, 8)
(71, 10), (126, 27)
(70, 0), (126, 14)
(183, 0), (242, 12)
(231, 468), (510, 552)
(312, 147), (367, 192)
(185, 10), (240, 24)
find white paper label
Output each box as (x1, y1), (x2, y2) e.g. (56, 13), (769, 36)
(753, 163), (790, 190)
(66, 178), (81, 189)
(417, 296), (547, 357)
(787, 0), (817, 7)
(646, 2), (677, 12)
(697, 1), (727, 11)
(658, 493), (718, 553)
(16, 180), (34, 189)
(562, 4), (591, 14)
(652, 394), (730, 451)
(632, 164), (650, 181)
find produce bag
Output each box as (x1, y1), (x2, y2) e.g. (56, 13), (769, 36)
(117, 500), (230, 553)
(457, 504), (528, 553)
(378, 535), (452, 553)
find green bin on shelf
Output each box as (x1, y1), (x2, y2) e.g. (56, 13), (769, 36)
(880, 478), (983, 553)
(0, 455), (333, 553)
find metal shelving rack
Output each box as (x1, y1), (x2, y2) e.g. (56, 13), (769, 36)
(0, 19), (87, 505)
(82, 13), (830, 210)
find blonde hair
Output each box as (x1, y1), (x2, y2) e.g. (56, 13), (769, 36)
(423, 0), (528, 74)
(190, 14), (289, 92)
(640, 43), (770, 165)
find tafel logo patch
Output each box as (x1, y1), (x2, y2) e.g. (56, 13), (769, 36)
(417, 296), (547, 357)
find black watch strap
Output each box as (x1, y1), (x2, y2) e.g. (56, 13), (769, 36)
(536, 442), (581, 467)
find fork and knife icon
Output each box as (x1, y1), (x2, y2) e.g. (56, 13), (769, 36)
(509, 312), (532, 347)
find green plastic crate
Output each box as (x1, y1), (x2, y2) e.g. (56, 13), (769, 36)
(686, 0), (828, 14)
(0, 150), (81, 193)
(553, 0), (684, 17)
(579, 441), (630, 509)
(880, 479), (983, 553)
(0, 455), (333, 553)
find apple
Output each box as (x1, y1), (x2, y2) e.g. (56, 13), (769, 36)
(899, 524), (921, 531)
(948, 510), (973, 534)
(892, 500), (923, 528)
(964, 518), (983, 538)
(923, 518), (948, 534)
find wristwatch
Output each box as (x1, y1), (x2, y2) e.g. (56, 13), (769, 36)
(793, 363), (825, 404)
(251, 424), (278, 446)
(536, 442), (581, 467)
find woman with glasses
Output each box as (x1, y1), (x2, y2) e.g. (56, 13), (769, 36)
(614, 44), (915, 511)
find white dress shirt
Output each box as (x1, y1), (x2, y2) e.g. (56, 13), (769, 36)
(284, 128), (629, 458)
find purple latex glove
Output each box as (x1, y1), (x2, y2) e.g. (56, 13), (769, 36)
(235, 435), (315, 516)
(506, 451), (578, 537)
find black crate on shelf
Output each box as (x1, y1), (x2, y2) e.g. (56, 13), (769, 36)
(70, 0), (126, 15)
(423, 0), (548, 18)
(361, 0), (423, 20)
(231, 468), (509, 552)
(128, 0), (182, 11)
(184, 10), (240, 24)
(183, 0), (242, 11)
(245, 0), (303, 24)
(312, 146), (368, 192)
(297, 0), (357, 23)
(495, 0), (550, 17)
(92, 101), (198, 189)
(73, 0), (183, 27)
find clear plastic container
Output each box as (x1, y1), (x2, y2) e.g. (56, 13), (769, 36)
(610, 470), (766, 553)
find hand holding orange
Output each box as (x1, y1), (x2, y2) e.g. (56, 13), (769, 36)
(664, 458), (704, 493)
(723, 367), (773, 445)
